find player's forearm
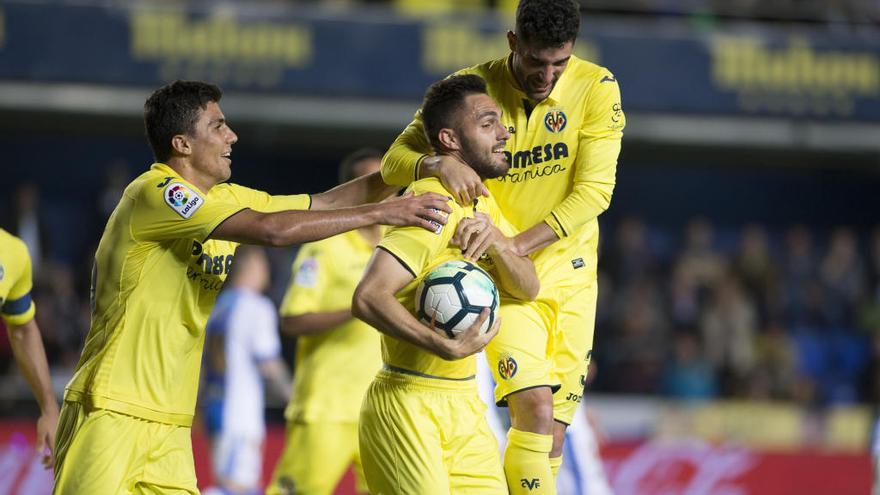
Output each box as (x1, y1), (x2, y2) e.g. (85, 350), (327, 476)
(352, 288), (452, 359)
(488, 248), (540, 301)
(512, 222), (560, 257)
(259, 359), (292, 402)
(8, 320), (58, 415)
(310, 172), (398, 209)
(280, 310), (352, 337)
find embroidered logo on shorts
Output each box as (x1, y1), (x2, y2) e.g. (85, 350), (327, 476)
(498, 354), (518, 380)
(164, 183), (203, 219)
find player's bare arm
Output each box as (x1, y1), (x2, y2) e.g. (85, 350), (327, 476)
(352, 249), (499, 361)
(210, 192), (451, 247)
(280, 310), (352, 337)
(8, 318), (58, 469)
(310, 171), (401, 209)
(454, 212), (539, 301)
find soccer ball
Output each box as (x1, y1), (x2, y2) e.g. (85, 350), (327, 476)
(415, 260), (499, 338)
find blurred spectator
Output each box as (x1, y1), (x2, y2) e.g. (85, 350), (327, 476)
(749, 320), (798, 401)
(2, 183), (50, 272)
(700, 275), (758, 396)
(670, 218), (726, 328)
(661, 331), (718, 400)
(781, 225), (821, 326)
(732, 224), (779, 325)
(819, 227), (867, 327)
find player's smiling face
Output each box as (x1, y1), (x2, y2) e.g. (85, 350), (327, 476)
(508, 32), (573, 101)
(456, 93), (510, 180)
(188, 101), (238, 186)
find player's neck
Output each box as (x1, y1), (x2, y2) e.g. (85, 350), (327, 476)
(165, 160), (217, 194)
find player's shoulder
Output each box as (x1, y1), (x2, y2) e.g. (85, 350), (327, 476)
(408, 177), (452, 198)
(0, 229), (28, 259)
(455, 56), (508, 84)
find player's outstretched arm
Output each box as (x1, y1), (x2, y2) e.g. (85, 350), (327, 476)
(281, 310), (352, 337)
(8, 319), (58, 469)
(352, 250), (499, 361)
(211, 192), (451, 247)
(310, 171), (399, 210)
(454, 212), (539, 301)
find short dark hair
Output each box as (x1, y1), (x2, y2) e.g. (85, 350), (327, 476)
(144, 80), (223, 163)
(421, 74), (489, 152)
(516, 0), (581, 48)
(338, 148), (382, 184)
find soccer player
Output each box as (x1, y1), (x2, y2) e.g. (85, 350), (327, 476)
(352, 74), (539, 494)
(380, 1), (625, 492)
(202, 246), (290, 495)
(52, 80), (456, 495)
(0, 228), (59, 469)
(267, 149), (385, 495)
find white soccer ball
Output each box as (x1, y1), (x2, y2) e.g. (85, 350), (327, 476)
(415, 260), (499, 338)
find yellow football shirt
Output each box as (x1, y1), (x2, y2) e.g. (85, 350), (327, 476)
(64, 163), (310, 426)
(280, 230), (382, 423)
(378, 178), (517, 380)
(0, 229), (37, 327)
(382, 55), (624, 288)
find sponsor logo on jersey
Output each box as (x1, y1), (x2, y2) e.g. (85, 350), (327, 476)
(543, 109), (567, 133)
(571, 257), (585, 269)
(498, 354), (518, 380)
(165, 183), (203, 219)
(600, 75), (617, 83)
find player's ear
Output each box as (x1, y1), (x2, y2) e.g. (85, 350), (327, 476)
(171, 134), (192, 157)
(507, 31), (517, 53)
(438, 128), (460, 151)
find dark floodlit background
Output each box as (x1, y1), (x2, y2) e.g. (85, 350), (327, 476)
(1, 1), (879, 493)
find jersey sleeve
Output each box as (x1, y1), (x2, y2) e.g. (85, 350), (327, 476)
(130, 180), (246, 243)
(252, 299), (281, 361)
(222, 183), (311, 213)
(544, 70), (624, 239)
(280, 242), (336, 316)
(380, 110), (433, 187)
(378, 181), (457, 277)
(1, 240), (36, 326)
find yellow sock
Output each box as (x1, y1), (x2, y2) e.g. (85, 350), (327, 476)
(549, 454), (563, 478)
(504, 428), (555, 494)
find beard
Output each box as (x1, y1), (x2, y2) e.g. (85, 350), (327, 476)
(459, 136), (509, 180)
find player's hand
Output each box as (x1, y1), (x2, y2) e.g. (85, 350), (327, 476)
(435, 309), (500, 360)
(377, 191), (451, 232)
(36, 406), (58, 469)
(422, 155), (489, 206)
(452, 213), (513, 261)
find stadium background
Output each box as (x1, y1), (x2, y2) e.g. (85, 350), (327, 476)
(1, 0), (879, 493)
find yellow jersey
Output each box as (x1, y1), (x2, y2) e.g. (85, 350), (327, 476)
(281, 230), (382, 423)
(0, 229), (36, 327)
(378, 178), (518, 380)
(64, 163), (310, 426)
(382, 55), (624, 289)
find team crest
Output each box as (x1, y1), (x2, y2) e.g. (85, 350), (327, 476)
(498, 354), (518, 380)
(164, 183), (203, 219)
(543, 110), (567, 133)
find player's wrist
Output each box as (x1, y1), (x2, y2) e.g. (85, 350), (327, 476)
(420, 156), (442, 179)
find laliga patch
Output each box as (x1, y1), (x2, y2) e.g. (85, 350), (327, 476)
(164, 183), (203, 219)
(498, 354), (518, 380)
(544, 109), (567, 133)
(294, 257), (319, 288)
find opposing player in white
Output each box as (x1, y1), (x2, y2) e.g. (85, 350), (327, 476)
(202, 246), (291, 495)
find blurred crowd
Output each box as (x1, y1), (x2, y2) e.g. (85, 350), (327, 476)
(592, 216), (880, 408)
(2, 179), (879, 409)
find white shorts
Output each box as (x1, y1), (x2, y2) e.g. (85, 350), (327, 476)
(212, 432), (263, 490)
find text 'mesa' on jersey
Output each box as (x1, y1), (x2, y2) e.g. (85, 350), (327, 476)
(377, 178), (518, 380)
(64, 163), (310, 426)
(0, 230), (36, 327)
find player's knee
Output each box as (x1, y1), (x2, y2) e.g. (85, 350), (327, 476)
(508, 387), (554, 434)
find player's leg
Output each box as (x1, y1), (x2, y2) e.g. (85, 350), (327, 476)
(267, 421), (357, 495)
(447, 396), (507, 493)
(549, 281), (598, 476)
(486, 299), (557, 495)
(53, 402), (151, 495)
(358, 372), (450, 495)
(209, 432), (263, 494)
